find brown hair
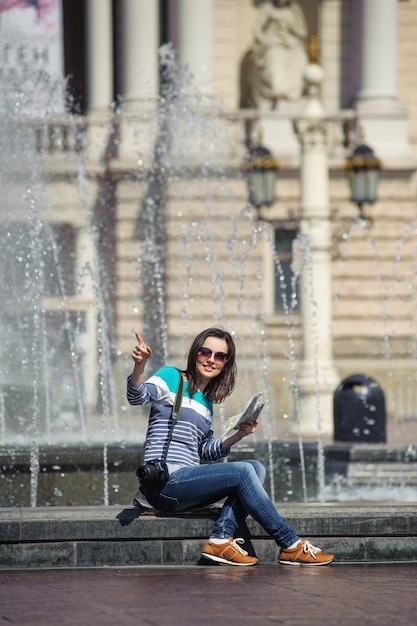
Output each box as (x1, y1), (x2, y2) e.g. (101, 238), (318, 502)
(184, 327), (237, 403)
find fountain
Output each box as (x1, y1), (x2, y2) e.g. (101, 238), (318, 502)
(1, 41), (417, 509)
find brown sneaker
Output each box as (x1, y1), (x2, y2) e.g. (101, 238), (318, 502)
(280, 540), (334, 566)
(201, 538), (258, 566)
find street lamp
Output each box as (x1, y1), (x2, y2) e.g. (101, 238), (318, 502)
(345, 142), (381, 219)
(242, 144), (280, 217)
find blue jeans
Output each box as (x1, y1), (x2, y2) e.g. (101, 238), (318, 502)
(141, 460), (300, 549)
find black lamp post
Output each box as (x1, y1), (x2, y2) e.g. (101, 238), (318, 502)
(242, 144), (280, 217)
(345, 142), (381, 219)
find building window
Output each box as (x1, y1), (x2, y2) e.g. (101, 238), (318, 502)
(274, 227), (300, 314)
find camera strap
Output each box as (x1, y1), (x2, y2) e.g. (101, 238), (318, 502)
(161, 370), (184, 464)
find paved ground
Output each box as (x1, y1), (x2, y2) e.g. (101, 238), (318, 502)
(0, 562), (416, 626)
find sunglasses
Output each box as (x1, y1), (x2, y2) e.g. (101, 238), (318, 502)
(197, 346), (229, 364)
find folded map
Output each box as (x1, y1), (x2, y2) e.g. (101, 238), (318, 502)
(222, 392), (265, 436)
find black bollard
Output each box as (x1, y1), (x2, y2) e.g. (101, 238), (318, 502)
(333, 374), (386, 443)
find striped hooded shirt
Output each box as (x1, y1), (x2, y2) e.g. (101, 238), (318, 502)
(127, 365), (230, 470)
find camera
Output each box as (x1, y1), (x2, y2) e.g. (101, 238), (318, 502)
(136, 459), (169, 485)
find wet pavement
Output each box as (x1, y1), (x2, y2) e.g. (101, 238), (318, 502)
(0, 562), (416, 625)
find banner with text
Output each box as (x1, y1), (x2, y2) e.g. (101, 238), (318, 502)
(0, 0), (64, 115)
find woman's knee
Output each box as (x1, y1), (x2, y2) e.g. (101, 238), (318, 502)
(237, 459), (266, 484)
(246, 459), (266, 483)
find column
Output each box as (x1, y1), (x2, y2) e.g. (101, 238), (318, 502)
(123, 0), (159, 105)
(85, 0), (113, 112)
(357, 0), (397, 108)
(294, 63), (339, 437)
(319, 0), (342, 114)
(177, 0), (213, 94)
(355, 0), (412, 162)
(115, 0), (159, 166)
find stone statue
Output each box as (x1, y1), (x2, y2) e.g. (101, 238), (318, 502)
(240, 0), (308, 110)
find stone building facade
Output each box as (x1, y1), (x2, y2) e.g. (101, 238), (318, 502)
(2, 0), (417, 444)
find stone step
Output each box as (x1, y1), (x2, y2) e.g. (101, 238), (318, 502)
(324, 462), (417, 498)
(1, 503), (417, 569)
(346, 462), (417, 479)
